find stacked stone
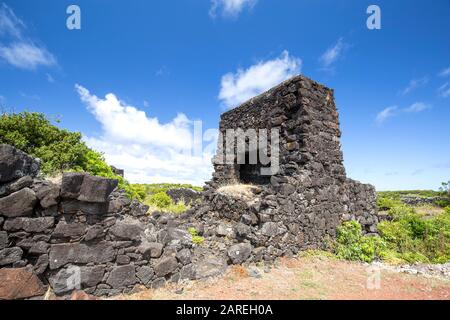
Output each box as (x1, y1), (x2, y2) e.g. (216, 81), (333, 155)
(199, 75), (379, 262)
(0, 144), (214, 299)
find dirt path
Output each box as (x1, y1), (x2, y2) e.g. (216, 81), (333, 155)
(116, 255), (449, 300)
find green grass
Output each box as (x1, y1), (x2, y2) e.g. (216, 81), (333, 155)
(137, 183), (202, 215)
(335, 205), (450, 264)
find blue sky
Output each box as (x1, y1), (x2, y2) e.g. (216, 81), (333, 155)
(0, 0), (449, 190)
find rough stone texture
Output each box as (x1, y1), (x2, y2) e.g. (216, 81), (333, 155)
(227, 243), (252, 264)
(60, 172), (85, 199)
(32, 180), (60, 208)
(49, 243), (115, 269)
(0, 144), (39, 183)
(109, 218), (144, 241)
(0, 268), (45, 299)
(106, 265), (137, 289)
(4, 217), (54, 233)
(77, 174), (118, 203)
(0, 231), (7, 250)
(0, 247), (23, 266)
(154, 257), (178, 277)
(166, 188), (202, 205)
(0, 188), (37, 217)
(49, 266), (105, 295)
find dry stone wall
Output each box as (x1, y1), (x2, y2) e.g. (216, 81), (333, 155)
(0, 75), (379, 299)
(0, 144), (219, 299)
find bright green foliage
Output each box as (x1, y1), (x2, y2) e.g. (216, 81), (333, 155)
(377, 196), (403, 211)
(145, 192), (172, 209)
(132, 183), (203, 195)
(136, 183), (202, 214)
(188, 227), (205, 245)
(335, 209), (450, 264)
(378, 210), (450, 264)
(0, 112), (143, 200)
(335, 221), (386, 263)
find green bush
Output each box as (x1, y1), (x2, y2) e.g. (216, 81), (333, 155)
(335, 221), (386, 263)
(0, 112), (143, 200)
(377, 196), (403, 211)
(145, 192), (172, 209)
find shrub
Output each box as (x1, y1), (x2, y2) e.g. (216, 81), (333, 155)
(335, 221), (386, 263)
(377, 196), (403, 211)
(146, 192), (173, 209)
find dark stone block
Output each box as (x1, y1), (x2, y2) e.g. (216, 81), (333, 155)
(106, 265), (137, 289)
(0, 188), (37, 217)
(0, 144), (40, 183)
(49, 243), (115, 269)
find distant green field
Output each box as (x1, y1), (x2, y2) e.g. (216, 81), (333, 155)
(130, 183), (203, 214)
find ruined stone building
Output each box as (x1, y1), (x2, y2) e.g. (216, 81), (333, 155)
(204, 75), (378, 251)
(0, 75), (378, 299)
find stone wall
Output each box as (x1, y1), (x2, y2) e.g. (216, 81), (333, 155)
(201, 75), (378, 257)
(0, 75), (380, 299)
(0, 144), (223, 299)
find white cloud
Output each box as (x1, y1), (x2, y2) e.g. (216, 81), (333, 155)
(0, 4), (56, 70)
(404, 102), (431, 113)
(376, 102), (431, 125)
(0, 3), (24, 38)
(439, 67), (450, 77)
(46, 73), (54, 83)
(75, 85), (216, 186)
(209, 0), (257, 18)
(0, 42), (56, 70)
(438, 82), (450, 98)
(400, 77), (429, 95)
(219, 51), (301, 109)
(319, 37), (346, 68)
(375, 106), (398, 125)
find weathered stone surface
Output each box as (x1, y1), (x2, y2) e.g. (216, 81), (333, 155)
(29, 241), (49, 254)
(84, 226), (104, 241)
(60, 200), (108, 215)
(227, 243), (252, 264)
(139, 242), (163, 259)
(0, 231), (8, 249)
(0, 247), (23, 265)
(33, 180), (60, 208)
(110, 219), (144, 241)
(60, 172), (85, 199)
(176, 248), (191, 265)
(0, 144), (40, 183)
(107, 265), (137, 289)
(166, 188), (202, 205)
(260, 222), (279, 237)
(193, 254), (227, 279)
(34, 254), (49, 274)
(0, 268), (45, 299)
(154, 257), (178, 277)
(49, 243), (115, 269)
(4, 217), (54, 233)
(0, 188), (37, 217)
(50, 266), (105, 295)
(136, 266), (154, 285)
(0, 176), (33, 198)
(77, 174), (118, 203)
(53, 221), (86, 238)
